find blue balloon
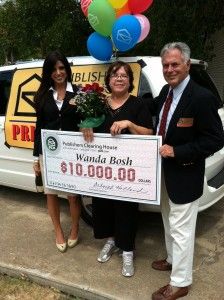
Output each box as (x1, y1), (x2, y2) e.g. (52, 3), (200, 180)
(87, 32), (113, 61)
(112, 15), (141, 51)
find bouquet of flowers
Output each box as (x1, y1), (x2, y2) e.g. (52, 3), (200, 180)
(74, 82), (106, 128)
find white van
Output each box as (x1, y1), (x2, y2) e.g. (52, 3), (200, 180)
(0, 56), (224, 225)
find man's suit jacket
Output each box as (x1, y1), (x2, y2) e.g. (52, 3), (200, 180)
(33, 88), (81, 157)
(155, 79), (224, 204)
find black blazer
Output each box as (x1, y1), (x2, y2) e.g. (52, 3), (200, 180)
(33, 87), (81, 156)
(155, 79), (224, 204)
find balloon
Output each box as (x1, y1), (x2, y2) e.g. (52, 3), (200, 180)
(87, 32), (113, 61)
(81, 0), (92, 16)
(128, 0), (153, 14)
(112, 15), (141, 51)
(108, 0), (128, 9)
(134, 14), (150, 42)
(116, 2), (130, 18)
(88, 0), (116, 36)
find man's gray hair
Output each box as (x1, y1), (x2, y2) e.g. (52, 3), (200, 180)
(160, 42), (191, 62)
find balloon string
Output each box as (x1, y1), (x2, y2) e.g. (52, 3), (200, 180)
(111, 37), (118, 60)
(113, 49), (118, 59)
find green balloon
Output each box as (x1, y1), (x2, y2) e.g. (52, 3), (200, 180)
(88, 0), (116, 37)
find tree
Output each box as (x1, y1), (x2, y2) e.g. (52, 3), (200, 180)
(0, 0), (224, 64)
(0, 0), (91, 63)
(15, 0), (91, 57)
(130, 0), (224, 61)
(0, 1), (21, 64)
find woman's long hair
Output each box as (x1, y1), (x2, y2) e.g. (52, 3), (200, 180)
(34, 50), (72, 112)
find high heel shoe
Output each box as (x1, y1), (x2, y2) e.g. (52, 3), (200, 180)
(67, 236), (79, 248)
(56, 242), (67, 253)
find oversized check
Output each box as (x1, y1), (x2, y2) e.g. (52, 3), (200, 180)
(41, 130), (162, 205)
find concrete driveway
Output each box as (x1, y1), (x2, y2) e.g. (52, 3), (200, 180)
(0, 186), (223, 300)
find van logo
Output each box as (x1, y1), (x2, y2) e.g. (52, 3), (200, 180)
(15, 73), (41, 117)
(5, 64), (140, 149)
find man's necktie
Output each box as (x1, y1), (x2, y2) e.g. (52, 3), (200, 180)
(158, 89), (173, 139)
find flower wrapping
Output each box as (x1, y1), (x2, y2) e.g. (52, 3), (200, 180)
(74, 83), (106, 128)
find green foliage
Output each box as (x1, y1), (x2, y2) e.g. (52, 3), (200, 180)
(0, 1), (20, 64)
(15, 0), (91, 57)
(0, 0), (91, 63)
(0, 0), (224, 64)
(131, 0), (224, 61)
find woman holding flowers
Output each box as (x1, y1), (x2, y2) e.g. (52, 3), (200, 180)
(82, 61), (153, 277)
(33, 50), (81, 253)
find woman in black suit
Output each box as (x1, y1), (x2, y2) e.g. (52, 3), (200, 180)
(33, 50), (81, 253)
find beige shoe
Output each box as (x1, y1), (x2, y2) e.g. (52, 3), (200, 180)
(67, 237), (79, 248)
(56, 242), (67, 253)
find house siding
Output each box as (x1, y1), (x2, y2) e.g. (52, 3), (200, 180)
(208, 28), (224, 101)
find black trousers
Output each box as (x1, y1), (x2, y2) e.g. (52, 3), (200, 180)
(92, 197), (139, 251)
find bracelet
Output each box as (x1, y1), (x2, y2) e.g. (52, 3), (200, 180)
(33, 160), (39, 164)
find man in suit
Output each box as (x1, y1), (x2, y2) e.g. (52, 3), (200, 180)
(151, 42), (224, 300)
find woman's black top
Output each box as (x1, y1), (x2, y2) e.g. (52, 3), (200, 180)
(33, 87), (81, 156)
(96, 95), (153, 134)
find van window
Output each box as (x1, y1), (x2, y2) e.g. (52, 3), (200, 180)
(0, 71), (13, 115)
(190, 65), (223, 107)
(138, 72), (152, 98)
(139, 72), (154, 115)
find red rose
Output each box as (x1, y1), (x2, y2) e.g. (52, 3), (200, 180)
(82, 82), (104, 93)
(82, 84), (92, 92)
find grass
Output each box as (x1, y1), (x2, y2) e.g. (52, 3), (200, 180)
(0, 274), (83, 300)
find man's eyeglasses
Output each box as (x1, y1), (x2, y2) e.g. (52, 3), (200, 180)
(110, 74), (129, 80)
(162, 62), (182, 70)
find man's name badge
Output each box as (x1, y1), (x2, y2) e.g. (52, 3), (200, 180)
(177, 118), (194, 127)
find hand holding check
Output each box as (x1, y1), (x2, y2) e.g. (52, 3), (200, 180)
(159, 144), (174, 158)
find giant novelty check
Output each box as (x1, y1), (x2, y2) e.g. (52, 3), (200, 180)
(41, 130), (162, 205)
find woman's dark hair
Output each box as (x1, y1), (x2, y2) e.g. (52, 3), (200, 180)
(34, 50), (72, 111)
(105, 61), (134, 93)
